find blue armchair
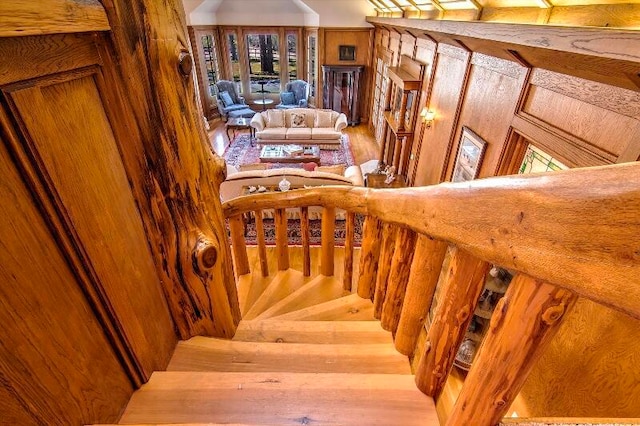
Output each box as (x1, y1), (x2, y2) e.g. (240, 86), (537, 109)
(215, 80), (247, 120)
(276, 80), (310, 109)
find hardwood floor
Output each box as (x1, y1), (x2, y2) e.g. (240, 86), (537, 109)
(206, 117), (379, 166)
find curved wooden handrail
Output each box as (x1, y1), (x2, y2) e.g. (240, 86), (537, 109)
(222, 162), (640, 319)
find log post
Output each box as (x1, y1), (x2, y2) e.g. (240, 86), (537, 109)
(343, 211), (356, 292)
(395, 236), (448, 356)
(274, 208), (289, 271)
(300, 207), (311, 277)
(228, 215), (249, 276)
(447, 275), (577, 426)
(357, 216), (383, 299)
(255, 210), (269, 277)
(321, 206), (336, 276)
(99, 0), (240, 338)
(373, 223), (398, 319)
(381, 227), (417, 332)
(415, 247), (489, 397)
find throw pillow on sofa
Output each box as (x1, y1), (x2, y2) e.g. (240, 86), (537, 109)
(266, 109), (285, 127)
(219, 91), (234, 107)
(291, 112), (307, 128)
(280, 91), (296, 105)
(314, 110), (333, 128)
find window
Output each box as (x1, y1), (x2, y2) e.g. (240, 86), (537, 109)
(200, 35), (220, 96)
(519, 145), (569, 174)
(226, 32), (242, 94)
(287, 33), (298, 81)
(246, 33), (280, 94)
(307, 34), (317, 97)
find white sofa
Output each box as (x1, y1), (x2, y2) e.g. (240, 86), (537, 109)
(250, 108), (348, 150)
(221, 165), (363, 219)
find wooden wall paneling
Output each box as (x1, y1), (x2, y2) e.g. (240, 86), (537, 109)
(444, 52), (527, 180)
(0, 133), (133, 424)
(522, 85), (640, 160)
(0, 0), (110, 37)
(547, 4), (640, 28)
(389, 31), (401, 66)
(479, 7), (546, 24)
(400, 32), (416, 58)
(381, 28), (390, 51)
(99, 0), (241, 339)
(5, 70), (177, 378)
(413, 44), (470, 186)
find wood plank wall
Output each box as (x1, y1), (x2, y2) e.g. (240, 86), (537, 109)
(370, 23), (640, 419)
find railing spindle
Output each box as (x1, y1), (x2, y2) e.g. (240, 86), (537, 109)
(447, 274), (577, 426)
(373, 223), (398, 319)
(320, 206), (336, 276)
(300, 206), (311, 277)
(343, 211), (356, 292)
(357, 216), (383, 299)
(254, 210), (269, 277)
(415, 247), (489, 397)
(274, 208), (289, 270)
(395, 235), (448, 356)
(228, 215), (250, 276)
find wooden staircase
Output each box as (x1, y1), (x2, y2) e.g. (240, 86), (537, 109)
(114, 266), (439, 425)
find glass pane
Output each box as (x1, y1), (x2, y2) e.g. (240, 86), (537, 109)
(227, 32), (242, 94)
(201, 35), (219, 96)
(519, 145), (569, 174)
(246, 34), (280, 94)
(287, 33), (297, 82)
(307, 35), (317, 97)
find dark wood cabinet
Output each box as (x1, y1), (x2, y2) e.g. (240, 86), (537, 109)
(322, 65), (364, 126)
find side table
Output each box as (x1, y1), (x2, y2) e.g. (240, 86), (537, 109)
(225, 117), (255, 142)
(365, 173), (407, 188)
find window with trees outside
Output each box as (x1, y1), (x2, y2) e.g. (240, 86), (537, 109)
(246, 33), (280, 94)
(226, 32), (242, 94)
(287, 33), (298, 81)
(307, 34), (317, 97)
(200, 34), (220, 97)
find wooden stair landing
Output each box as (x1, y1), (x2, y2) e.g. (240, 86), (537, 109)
(112, 262), (438, 425)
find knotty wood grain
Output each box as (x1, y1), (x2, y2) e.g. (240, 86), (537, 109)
(0, 0), (110, 37)
(373, 223), (399, 319)
(343, 211), (356, 291)
(381, 227), (417, 333)
(448, 275), (577, 426)
(395, 236), (448, 356)
(415, 248), (489, 397)
(357, 216), (383, 299)
(321, 206), (337, 276)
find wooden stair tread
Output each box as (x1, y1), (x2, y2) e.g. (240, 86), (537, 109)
(167, 337), (410, 374)
(243, 269), (306, 320)
(253, 274), (347, 320)
(233, 320), (393, 344)
(268, 293), (376, 321)
(118, 372), (438, 426)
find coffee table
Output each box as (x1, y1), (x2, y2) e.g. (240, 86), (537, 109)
(225, 117), (255, 142)
(259, 145), (320, 164)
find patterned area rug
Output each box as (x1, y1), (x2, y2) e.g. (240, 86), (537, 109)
(223, 134), (355, 168)
(240, 214), (364, 247)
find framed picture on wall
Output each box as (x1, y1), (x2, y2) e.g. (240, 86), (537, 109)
(452, 127), (487, 182)
(339, 45), (356, 61)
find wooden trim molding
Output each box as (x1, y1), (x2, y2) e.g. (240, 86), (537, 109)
(0, 0), (110, 37)
(437, 43), (470, 61)
(471, 51), (525, 79)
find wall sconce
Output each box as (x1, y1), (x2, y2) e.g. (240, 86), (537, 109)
(421, 107), (436, 129)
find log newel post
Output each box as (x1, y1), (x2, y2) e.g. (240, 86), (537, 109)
(357, 216), (383, 300)
(415, 247), (489, 397)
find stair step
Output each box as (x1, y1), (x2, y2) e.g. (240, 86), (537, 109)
(167, 337), (410, 374)
(118, 372), (438, 425)
(233, 320), (393, 344)
(268, 293), (375, 321)
(243, 269), (306, 320)
(236, 273), (269, 316)
(253, 274), (347, 320)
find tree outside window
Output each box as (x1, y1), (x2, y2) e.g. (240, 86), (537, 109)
(246, 34), (280, 94)
(287, 33), (298, 82)
(227, 32), (242, 94)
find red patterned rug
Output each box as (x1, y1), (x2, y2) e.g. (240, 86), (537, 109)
(223, 134), (355, 168)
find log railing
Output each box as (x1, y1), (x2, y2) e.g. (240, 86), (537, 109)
(221, 162), (640, 426)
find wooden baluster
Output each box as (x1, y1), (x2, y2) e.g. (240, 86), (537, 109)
(357, 216), (383, 299)
(415, 247), (489, 397)
(254, 210), (269, 277)
(274, 208), (289, 271)
(321, 206), (336, 276)
(228, 215), (250, 276)
(381, 227), (417, 332)
(373, 223), (398, 319)
(395, 235), (448, 356)
(343, 211), (356, 292)
(300, 206), (311, 277)
(447, 275), (577, 426)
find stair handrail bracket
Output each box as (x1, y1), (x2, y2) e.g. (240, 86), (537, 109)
(222, 162), (640, 320)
